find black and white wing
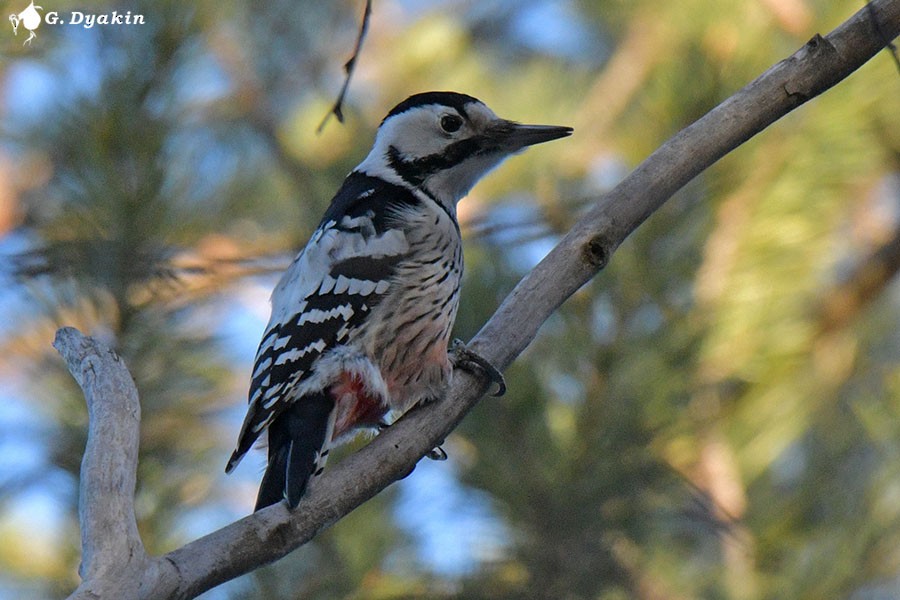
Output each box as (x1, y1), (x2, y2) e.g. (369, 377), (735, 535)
(225, 173), (422, 472)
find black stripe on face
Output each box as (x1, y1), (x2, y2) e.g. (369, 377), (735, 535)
(387, 136), (492, 187)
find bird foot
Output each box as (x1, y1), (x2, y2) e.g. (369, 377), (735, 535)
(450, 339), (506, 397)
(426, 445), (448, 461)
(376, 421), (448, 461)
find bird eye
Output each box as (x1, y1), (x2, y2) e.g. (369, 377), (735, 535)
(440, 114), (463, 133)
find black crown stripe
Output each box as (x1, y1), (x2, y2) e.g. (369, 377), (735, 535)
(382, 91), (481, 125)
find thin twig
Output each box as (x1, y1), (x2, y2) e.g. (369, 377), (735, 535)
(317, 0), (373, 133)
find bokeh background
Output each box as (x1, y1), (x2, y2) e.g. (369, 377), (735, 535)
(1, 0), (899, 598)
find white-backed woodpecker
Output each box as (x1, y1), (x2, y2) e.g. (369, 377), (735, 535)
(226, 91), (572, 511)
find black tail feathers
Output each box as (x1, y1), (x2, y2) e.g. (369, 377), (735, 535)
(254, 393), (334, 512)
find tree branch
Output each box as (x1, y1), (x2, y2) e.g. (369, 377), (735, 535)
(60, 1), (900, 597)
(53, 327), (147, 599)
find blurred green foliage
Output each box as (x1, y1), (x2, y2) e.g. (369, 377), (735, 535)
(0, 0), (899, 598)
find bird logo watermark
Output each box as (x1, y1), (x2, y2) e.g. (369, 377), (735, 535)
(8, 1), (43, 46)
(8, 2), (146, 45)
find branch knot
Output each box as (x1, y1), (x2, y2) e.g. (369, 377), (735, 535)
(584, 234), (613, 269)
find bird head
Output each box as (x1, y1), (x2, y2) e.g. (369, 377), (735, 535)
(9, 14), (20, 34)
(357, 92), (572, 206)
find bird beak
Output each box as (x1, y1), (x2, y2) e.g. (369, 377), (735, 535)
(491, 121), (573, 151)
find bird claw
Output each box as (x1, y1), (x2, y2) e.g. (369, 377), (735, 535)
(377, 421), (448, 461)
(450, 339), (506, 397)
(426, 445), (448, 461)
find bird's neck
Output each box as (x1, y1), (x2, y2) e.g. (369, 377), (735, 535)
(354, 151), (460, 219)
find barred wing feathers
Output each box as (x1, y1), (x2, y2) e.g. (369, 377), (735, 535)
(225, 173), (423, 473)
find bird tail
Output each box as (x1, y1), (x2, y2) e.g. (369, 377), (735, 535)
(255, 392), (335, 512)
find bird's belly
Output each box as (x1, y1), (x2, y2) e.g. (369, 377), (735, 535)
(382, 320), (453, 410)
(369, 266), (460, 413)
(327, 284), (456, 442)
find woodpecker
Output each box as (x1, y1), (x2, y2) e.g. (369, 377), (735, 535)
(226, 91), (572, 511)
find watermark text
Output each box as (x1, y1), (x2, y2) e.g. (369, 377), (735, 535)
(45, 11), (145, 28)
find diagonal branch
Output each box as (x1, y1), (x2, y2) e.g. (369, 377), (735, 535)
(60, 1), (899, 598)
